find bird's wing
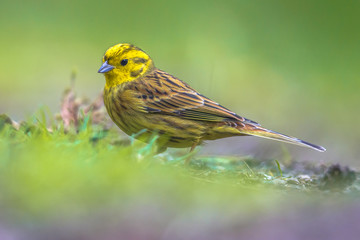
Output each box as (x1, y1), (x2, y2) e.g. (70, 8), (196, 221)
(132, 69), (258, 124)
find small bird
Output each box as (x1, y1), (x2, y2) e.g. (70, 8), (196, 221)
(98, 43), (325, 160)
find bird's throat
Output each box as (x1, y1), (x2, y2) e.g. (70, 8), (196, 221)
(104, 72), (132, 90)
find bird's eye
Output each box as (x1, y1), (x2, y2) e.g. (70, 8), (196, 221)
(120, 59), (128, 66)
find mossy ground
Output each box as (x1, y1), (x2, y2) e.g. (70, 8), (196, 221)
(0, 108), (359, 239)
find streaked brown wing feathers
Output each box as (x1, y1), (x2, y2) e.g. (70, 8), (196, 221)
(135, 69), (256, 123)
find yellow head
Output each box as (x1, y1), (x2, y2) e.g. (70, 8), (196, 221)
(98, 43), (154, 89)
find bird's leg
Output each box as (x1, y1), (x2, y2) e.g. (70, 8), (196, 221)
(156, 145), (167, 154)
(190, 142), (197, 152)
(184, 140), (199, 165)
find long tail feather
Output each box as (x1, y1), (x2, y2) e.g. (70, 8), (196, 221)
(239, 125), (326, 152)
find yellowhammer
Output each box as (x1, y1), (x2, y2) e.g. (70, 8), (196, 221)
(98, 43), (325, 159)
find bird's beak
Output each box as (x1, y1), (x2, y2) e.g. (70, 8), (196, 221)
(98, 61), (115, 73)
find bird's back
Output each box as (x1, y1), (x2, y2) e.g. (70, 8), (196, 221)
(103, 68), (254, 149)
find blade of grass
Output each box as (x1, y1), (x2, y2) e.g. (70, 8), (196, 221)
(275, 159), (283, 177)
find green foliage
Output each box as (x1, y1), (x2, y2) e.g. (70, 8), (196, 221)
(275, 159), (283, 177)
(0, 111), (358, 223)
(0, 111), (359, 239)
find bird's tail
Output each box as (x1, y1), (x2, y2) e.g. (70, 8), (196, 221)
(238, 124), (326, 152)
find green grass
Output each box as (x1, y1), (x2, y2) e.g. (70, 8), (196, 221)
(1, 110), (358, 214)
(0, 109), (359, 238)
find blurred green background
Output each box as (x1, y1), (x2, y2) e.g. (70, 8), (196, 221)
(0, 0), (359, 166)
(1, 1), (360, 239)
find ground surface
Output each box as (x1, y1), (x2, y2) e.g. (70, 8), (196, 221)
(0, 90), (359, 240)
